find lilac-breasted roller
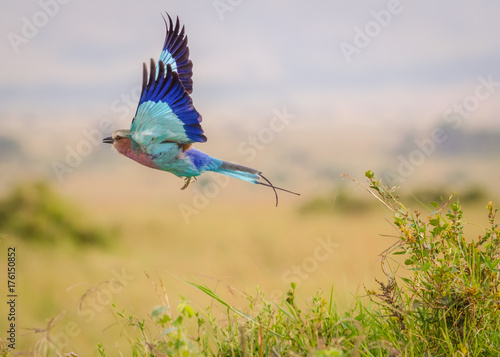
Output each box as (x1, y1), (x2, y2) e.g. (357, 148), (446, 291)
(103, 14), (299, 205)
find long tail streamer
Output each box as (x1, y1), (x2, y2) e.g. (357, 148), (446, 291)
(258, 174), (300, 207)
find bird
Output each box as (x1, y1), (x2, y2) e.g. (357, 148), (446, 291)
(103, 13), (299, 206)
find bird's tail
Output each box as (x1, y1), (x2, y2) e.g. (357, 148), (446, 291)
(214, 160), (300, 206)
(216, 161), (261, 184)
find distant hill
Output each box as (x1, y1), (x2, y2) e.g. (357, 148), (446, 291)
(0, 136), (23, 160)
(394, 126), (500, 158)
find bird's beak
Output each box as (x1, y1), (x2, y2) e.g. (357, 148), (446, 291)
(103, 136), (114, 144)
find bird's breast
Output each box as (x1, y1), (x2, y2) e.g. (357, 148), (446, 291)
(114, 138), (159, 170)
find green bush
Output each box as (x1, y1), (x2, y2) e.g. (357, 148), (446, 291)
(408, 185), (487, 205)
(298, 189), (375, 215)
(0, 181), (114, 246)
(364, 170), (500, 355)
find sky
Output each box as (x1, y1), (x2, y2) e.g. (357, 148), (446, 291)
(2, 0), (500, 132)
(1, 0), (500, 194)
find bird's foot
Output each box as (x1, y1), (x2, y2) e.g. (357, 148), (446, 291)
(180, 177), (196, 190)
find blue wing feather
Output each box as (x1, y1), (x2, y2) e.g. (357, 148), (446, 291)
(130, 59), (206, 146)
(158, 13), (193, 93)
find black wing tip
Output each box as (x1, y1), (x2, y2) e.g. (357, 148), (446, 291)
(159, 11), (194, 94)
(161, 12), (174, 29)
(142, 59), (182, 94)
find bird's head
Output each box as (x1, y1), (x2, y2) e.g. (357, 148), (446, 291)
(103, 129), (132, 155)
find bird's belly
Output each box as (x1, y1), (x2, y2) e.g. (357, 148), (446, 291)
(148, 148), (198, 177)
(125, 150), (159, 169)
(154, 156), (199, 177)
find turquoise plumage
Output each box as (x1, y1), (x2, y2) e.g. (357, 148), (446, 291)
(103, 14), (298, 205)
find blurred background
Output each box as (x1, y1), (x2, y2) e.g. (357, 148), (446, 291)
(1, 0), (500, 353)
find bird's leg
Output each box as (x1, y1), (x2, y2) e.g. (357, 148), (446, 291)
(180, 177), (197, 190)
(180, 177), (191, 190)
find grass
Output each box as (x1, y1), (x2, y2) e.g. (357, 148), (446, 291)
(2, 172), (499, 356)
(96, 283), (386, 356)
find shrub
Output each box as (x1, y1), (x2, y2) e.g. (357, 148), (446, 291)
(362, 170), (500, 355)
(0, 181), (114, 246)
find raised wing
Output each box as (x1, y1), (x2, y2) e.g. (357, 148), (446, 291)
(158, 13), (193, 93)
(130, 59), (206, 147)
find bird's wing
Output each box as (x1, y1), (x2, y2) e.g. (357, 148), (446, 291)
(158, 13), (193, 94)
(130, 59), (206, 147)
